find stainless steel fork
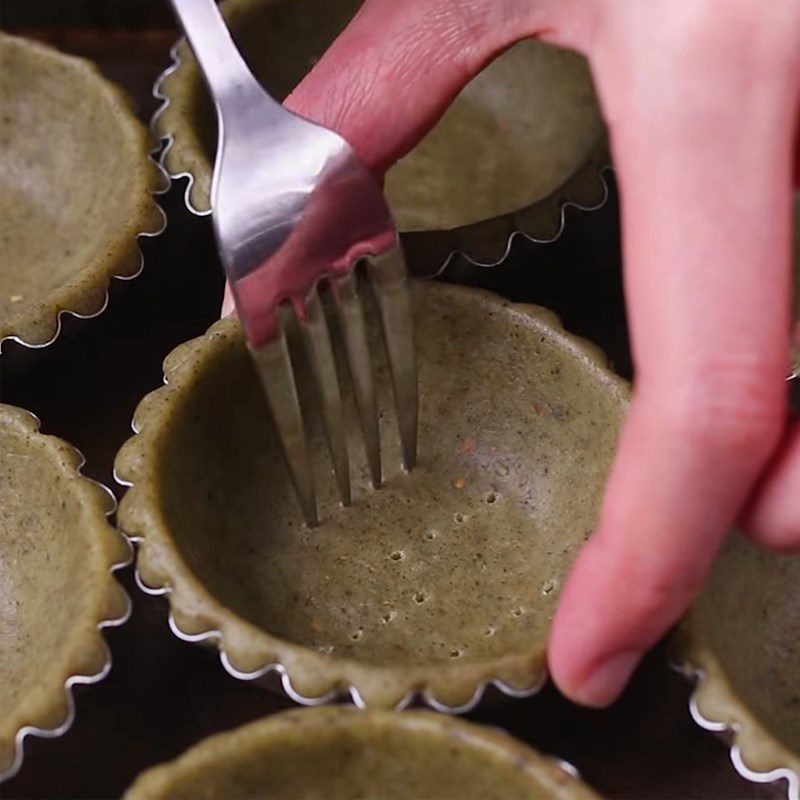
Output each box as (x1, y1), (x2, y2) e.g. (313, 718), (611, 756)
(170, 0), (418, 526)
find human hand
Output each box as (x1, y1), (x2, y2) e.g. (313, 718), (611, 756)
(251, 0), (800, 706)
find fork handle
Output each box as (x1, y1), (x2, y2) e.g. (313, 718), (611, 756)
(169, 0), (281, 114)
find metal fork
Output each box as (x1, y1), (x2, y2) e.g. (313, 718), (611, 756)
(170, 0), (418, 526)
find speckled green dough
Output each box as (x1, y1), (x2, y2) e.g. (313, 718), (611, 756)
(680, 535), (800, 777)
(0, 34), (162, 346)
(124, 707), (601, 800)
(385, 42), (602, 230)
(0, 404), (129, 776)
(156, 0), (603, 228)
(160, 297), (619, 665)
(117, 282), (628, 707)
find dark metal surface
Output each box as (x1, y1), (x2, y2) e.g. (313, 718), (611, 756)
(0, 23), (787, 800)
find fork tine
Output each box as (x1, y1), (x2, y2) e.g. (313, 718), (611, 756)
(301, 286), (351, 506)
(333, 272), (382, 488)
(367, 248), (418, 471)
(249, 325), (318, 527)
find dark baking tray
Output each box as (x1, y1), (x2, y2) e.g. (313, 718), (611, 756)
(0, 10), (787, 800)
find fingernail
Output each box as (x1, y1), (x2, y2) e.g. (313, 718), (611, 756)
(573, 650), (641, 707)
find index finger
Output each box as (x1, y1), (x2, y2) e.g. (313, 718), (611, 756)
(548, 15), (800, 705)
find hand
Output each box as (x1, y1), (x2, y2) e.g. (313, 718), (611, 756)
(267, 0), (800, 705)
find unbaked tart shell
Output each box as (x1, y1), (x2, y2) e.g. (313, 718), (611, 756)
(673, 534), (799, 800)
(152, 0), (608, 274)
(115, 281), (627, 710)
(0, 404), (131, 780)
(0, 33), (166, 350)
(124, 706), (601, 799)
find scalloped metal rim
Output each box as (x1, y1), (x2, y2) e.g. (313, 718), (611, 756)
(152, 42), (213, 219)
(150, 41), (611, 272)
(427, 164), (612, 275)
(672, 661), (799, 800)
(0, 138), (169, 354)
(1, 410), (133, 783)
(125, 554), (546, 714)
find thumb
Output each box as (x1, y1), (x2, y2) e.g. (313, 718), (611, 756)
(283, 0), (569, 174)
